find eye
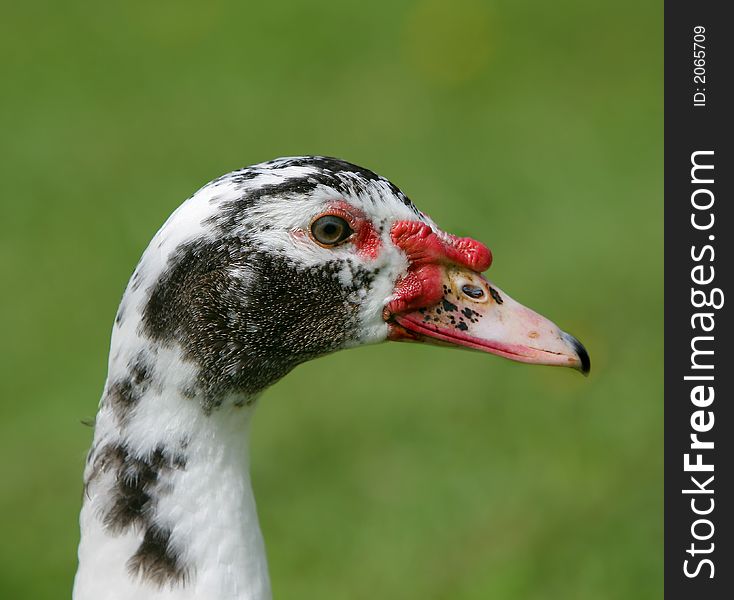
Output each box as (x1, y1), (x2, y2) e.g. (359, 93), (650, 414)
(310, 215), (353, 246)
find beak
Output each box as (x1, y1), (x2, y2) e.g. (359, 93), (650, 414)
(386, 266), (590, 375)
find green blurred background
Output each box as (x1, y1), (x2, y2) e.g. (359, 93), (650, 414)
(0, 1), (662, 598)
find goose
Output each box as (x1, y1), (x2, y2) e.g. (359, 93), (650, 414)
(74, 156), (590, 600)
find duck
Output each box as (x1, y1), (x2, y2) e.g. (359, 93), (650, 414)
(73, 156), (589, 600)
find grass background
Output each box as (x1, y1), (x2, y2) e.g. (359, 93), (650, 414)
(0, 1), (662, 598)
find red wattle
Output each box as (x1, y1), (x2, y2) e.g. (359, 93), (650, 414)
(387, 264), (444, 314)
(390, 221), (491, 271)
(387, 220), (492, 315)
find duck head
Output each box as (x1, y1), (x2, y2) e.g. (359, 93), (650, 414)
(131, 156), (588, 409)
(77, 155), (591, 597)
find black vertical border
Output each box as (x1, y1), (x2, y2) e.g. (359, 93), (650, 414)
(665, 2), (732, 599)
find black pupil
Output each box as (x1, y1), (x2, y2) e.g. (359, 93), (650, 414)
(313, 215), (351, 245)
(323, 223), (338, 237)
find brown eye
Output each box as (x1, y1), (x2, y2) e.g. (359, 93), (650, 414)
(311, 215), (353, 246)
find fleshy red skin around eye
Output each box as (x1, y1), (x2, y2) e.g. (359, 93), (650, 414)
(352, 220), (381, 259)
(315, 201), (382, 259)
(386, 220), (492, 315)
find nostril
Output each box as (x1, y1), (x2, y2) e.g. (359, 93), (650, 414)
(461, 284), (485, 300)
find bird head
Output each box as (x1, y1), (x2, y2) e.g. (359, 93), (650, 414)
(128, 156), (588, 407)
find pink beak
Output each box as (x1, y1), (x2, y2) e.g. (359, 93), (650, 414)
(388, 266), (590, 374)
(384, 221), (590, 375)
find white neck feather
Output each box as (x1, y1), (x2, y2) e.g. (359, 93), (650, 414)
(74, 378), (271, 600)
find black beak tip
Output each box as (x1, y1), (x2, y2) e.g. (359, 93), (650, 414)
(564, 332), (591, 376)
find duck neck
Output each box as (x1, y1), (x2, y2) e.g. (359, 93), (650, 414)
(74, 375), (271, 600)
